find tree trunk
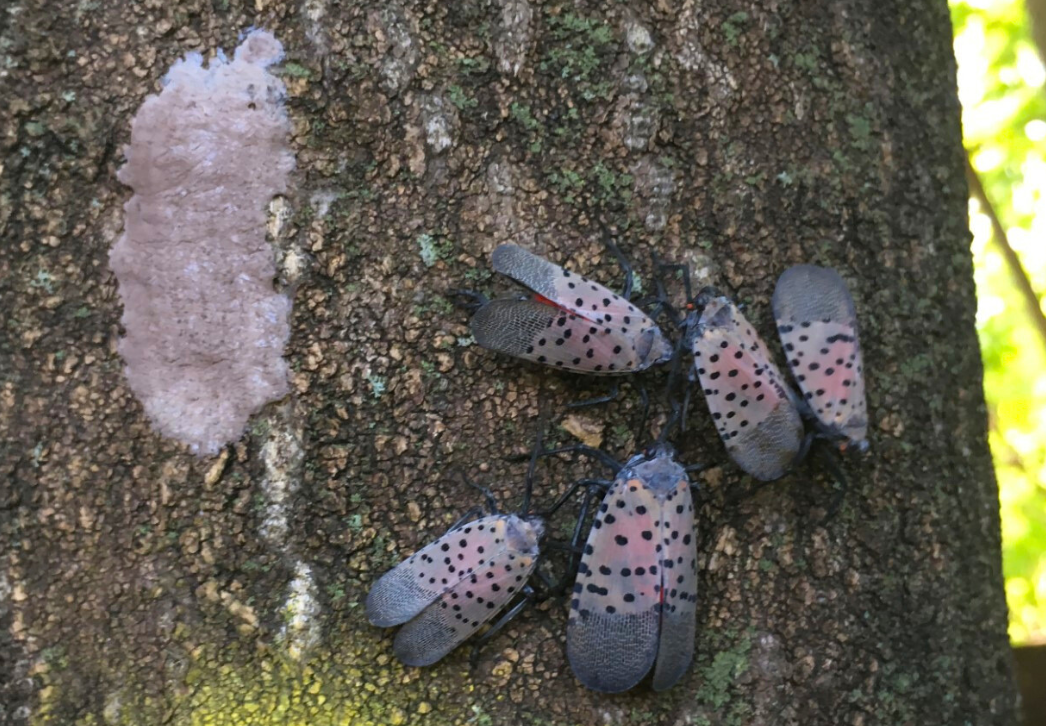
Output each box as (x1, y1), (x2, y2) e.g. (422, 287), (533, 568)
(0, 0), (1020, 724)
(1028, 0), (1046, 69)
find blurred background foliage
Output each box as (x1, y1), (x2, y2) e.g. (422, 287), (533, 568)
(950, 0), (1046, 644)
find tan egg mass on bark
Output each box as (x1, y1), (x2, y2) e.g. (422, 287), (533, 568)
(110, 29), (295, 455)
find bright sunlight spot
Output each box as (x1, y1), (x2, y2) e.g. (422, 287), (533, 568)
(951, 0), (1046, 644)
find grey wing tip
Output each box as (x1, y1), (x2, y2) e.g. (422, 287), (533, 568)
(468, 296), (545, 358)
(737, 460), (790, 482)
(491, 243), (530, 273)
(775, 264), (851, 300)
(392, 635), (444, 668)
(727, 450), (786, 481)
(364, 586), (400, 628)
(468, 300), (497, 343)
(468, 299), (513, 350)
(773, 264), (857, 322)
(567, 618), (656, 693)
(364, 598), (389, 628)
(569, 664), (644, 694)
(728, 401), (804, 481)
(651, 668), (687, 692)
(781, 262), (838, 277)
(367, 615), (399, 628)
(651, 621), (695, 691)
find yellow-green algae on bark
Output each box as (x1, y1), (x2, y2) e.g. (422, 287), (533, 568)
(59, 643), (433, 726)
(44, 623), (714, 726)
(55, 641), (543, 726)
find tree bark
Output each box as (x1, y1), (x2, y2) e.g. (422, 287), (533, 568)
(0, 0), (1020, 724)
(1028, 0), (1046, 69)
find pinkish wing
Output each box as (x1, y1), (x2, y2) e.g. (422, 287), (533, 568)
(366, 515), (507, 628)
(772, 265), (868, 448)
(567, 479), (663, 693)
(691, 297), (803, 481)
(651, 481), (698, 691)
(470, 297), (661, 374)
(491, 245), (673, 367)
(492, 244), (637, 320)
(392, 543), (539, 666)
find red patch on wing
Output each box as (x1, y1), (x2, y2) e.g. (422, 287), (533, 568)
(533, 293), (600, 324)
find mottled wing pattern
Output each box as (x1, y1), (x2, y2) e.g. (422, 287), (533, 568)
(491, 244), (673, 370)
(491, 244), (564, 301)
(366, 515), (506, 628)
(651, 481), (698, 692)
(691, 298), (804, 480)
(470, 297), (662, 374)
(492, 244), (629, 319)
(393, 541), (539, 667)
(772, 265), (868, 448)
(567, 479), (664, 693)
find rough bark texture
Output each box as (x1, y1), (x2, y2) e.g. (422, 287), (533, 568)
(0, 0), (1020, 724)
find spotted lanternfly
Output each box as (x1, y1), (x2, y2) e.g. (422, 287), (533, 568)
(687, 293), (804, 481)
(366, 512), (545, 666)
(469, 244), (674, 374)
(772, 265), (869, 452)
(567, 444), (697, 692)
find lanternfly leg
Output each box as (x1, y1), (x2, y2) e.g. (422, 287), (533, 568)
(633, 383), (650, 445)
(566, 382), (620, 409)
(447, 288), (490, 313)
(662, 332), (694, 435)
(468, 584), (537, 668)
(524, 444), (623, 475)
(447, 505), (490, 532)
(565, 482), (610, 583)
(539, 478), (615, 521)
(452, 469), (501, 516)
(654, 258), (694, 307)
(598, 227), (636, 301)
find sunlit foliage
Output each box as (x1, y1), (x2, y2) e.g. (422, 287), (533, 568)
(951, 0), (1046, 644)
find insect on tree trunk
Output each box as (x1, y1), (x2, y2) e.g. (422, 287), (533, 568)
(0, 0), (1020, 724)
